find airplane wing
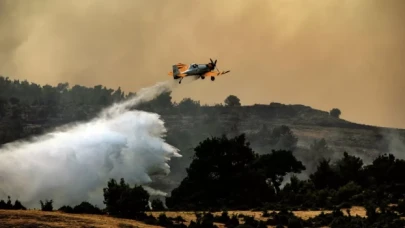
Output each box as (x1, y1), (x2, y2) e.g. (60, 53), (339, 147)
(168, 63), (189, 77)
(203, 70), (230, 77)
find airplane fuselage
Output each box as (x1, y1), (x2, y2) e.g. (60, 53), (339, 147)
(173, 63), (211, 78)
(169, 59), (229, 84)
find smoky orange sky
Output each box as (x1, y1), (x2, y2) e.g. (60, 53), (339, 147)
(0, 0), (404, 129)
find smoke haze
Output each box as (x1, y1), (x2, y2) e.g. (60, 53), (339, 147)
(0, 0), (404, 128)
(0, 80), (181, 208)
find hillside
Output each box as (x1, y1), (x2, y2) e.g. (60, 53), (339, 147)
(0, 209), (159, 228)
(2, 77), (405, 227)
(1, 76), (405, 191)
(0, 207), (369, 228)
(159, 103), (405, 188)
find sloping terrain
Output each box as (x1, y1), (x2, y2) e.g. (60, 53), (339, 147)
(1, 77), (405, 195)
(0, 209), (160, 228)
(163, 103), (405, 154)
(2, 98), (405, 190)
(161, 103), (405, 174)
(0, 207), (368, 228)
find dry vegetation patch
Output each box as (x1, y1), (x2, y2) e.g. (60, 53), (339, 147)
(147, 206), (367, 225)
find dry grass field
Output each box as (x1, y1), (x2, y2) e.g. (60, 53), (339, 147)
(0, 207), (368, 228)
(147, 206), (367, 227)
(0, 209), (159, 228)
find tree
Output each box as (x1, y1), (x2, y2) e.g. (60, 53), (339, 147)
(0, 96), (7, 117)
(252, 150), (306, 194)
(166, 134), (274, 210)
(330, 108), (341, 118)
(224, 95), (241, 107)
(13, 200), (26, 210)
(103, 178), (150, 219)
(149, 91), (173, 112)
(112, 87), (125, 102)
(363, 153), (405, 198)
(269, 125), (298, 151)
(151, 198), (165, 211)
(40, 199), (53, 211)
(72, 201), (103, 214)
(9, 97), (19, 105)
(335, 152), (364, 186)
(309, 159), (342, 190)
(176, 97), (201, 114)
(309, 138), (333, 161)
(166, 134), (306, 210)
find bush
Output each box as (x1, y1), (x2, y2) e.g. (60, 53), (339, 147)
(394, 200), (405, 215)
(288, 217), (303, 228)
(59, 205), (74, 213)
(0, 197), (26, 210)
(13, 200), (26, 210)
(40, 199), (53, 211)
(72, 201), (103, 214)
(214, 211), (230, 223)
(151, 198), (165, 211)
(103, 178), (150, 219)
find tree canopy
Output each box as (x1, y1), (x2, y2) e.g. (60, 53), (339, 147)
(330, 108), (341, 118)
(166, 134), (305, 210)
(224, 95), (241, 107)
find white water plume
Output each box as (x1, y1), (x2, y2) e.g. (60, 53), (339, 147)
(0, 80), (182, 209)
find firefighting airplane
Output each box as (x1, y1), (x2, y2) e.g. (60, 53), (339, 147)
(168, 58), (230, 84)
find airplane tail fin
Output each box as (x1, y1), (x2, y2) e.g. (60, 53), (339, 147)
(172, 65), (180, 79)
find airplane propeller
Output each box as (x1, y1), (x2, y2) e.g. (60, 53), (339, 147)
(209, 58), (229, 74)
(209, 58), (219, 71)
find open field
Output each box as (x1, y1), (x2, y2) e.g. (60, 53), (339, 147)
(0, 207), (368, 228)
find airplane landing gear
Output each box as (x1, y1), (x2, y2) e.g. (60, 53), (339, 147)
(211, 76), (215, 81)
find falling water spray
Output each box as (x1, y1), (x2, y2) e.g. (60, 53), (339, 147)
(0, 80), (182, 209)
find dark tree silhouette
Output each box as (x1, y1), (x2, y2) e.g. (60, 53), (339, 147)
(269, 125), (298, 151)
(150, 91), (173, 111)
(335, 152), (364, 186)
(330, 108), (341, 118)
(166, 134), (274, 210)
(176, 98), (201, 114)
(251, 150), (306, 194)
(151, 198), (165, 211)
(309, 159), (342, 190)
(72, 201), (103, 214)
(224, 95), (241, 107)
(103, 178), (150, 219)
(40, 199), (53, 211)
(166, 134), (307, 210)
